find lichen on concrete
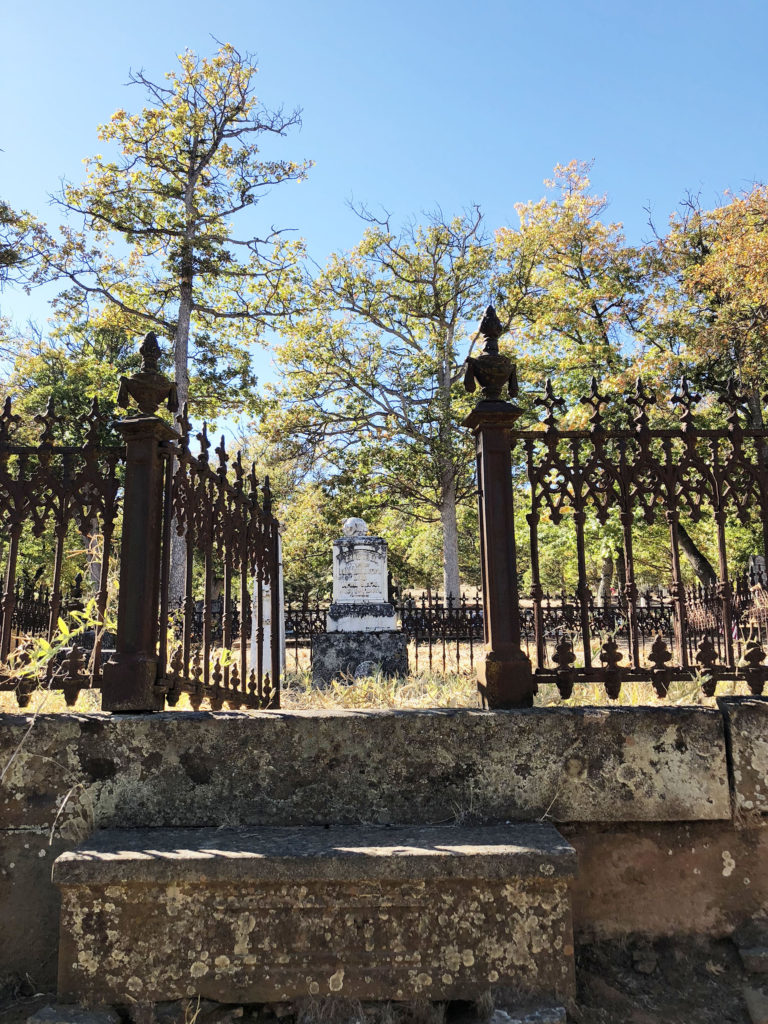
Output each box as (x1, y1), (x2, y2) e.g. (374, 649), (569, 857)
(0, 703), (745, 993)
(719, 697), (768, 820)
(0, 706), (731, 834)
(54, 824), (576, 1006)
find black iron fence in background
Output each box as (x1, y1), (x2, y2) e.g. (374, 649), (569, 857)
(276, 575), (768, 677)
(281, 591), (485, 673)
(11, 559), (768, 685)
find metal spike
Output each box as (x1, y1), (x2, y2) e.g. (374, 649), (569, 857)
(176, 402), (192, 446)
(233, 451), (245, 494)
(197, 422), (211, 462)
(263, 475), (273, 514)
(0, 397), (21, 445)
(626, 377), (656, 433)
(718, 375), (747, 431)
(580, 376), (609, 433)
(534, 379), (566, 434)
(34, 396), (62, 445)
(671, 378), (701, 431)
(216, 435), (228, 478)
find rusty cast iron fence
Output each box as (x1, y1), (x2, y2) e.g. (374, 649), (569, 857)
(0, 396), (122, 703)
(5, 323), (768, 710)
(161, 408), (280, 710)
(464, 305), (768, 707)
(0, 334), (281, 711)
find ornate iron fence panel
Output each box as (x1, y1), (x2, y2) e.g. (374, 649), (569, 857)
(398, 593), (483, 673)
(513, 376), (768, 700)
(0, 398), (122, 706)
(278, 589), (688, 677)
(160, 408), (281, 710)
(0, 336), (283, 712)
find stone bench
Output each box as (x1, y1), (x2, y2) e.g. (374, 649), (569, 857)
(53, 824), (576, 1006)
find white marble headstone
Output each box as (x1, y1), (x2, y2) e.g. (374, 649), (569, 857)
(327, 518), (396, 632)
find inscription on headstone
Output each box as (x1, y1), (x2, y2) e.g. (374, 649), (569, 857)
(328, 519), (394, 631)
(334, 544), (388, 605)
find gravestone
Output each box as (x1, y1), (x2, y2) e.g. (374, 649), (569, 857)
(312, 518), (408, 682)
(749, 554), (767, 585)
(250, 532), (286, 677)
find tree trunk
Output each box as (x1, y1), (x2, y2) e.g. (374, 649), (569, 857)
(678, 522), (717, 586)
(747, 387), (768, 469)
(597, 552), (613, 605)
(436, 326), (461, 601)
(440, 471), (460, 601)
(174, 255), (193, 414)
(168, 250), (194, 607)
(86, 519), (101, 592)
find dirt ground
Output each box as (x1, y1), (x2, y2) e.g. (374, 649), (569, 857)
(1, 938), (764, 1024)
(571, 936), (761, 1023)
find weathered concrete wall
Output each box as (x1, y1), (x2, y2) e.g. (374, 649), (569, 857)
(0, 706), (730, 831)
(0, 701), (765, 992)
(720, 697), (768, 819)
(0, 831), (67, 988)
(565, 821), (768, 940)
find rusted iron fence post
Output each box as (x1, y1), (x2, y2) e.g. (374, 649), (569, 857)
(101, 334), (178, 713)
(463, 307), (535, 708)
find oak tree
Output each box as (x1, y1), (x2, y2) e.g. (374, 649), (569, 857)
(644, 186), (768, 426)
(0, 199), (44, 289)
(495, 162), (645, 415)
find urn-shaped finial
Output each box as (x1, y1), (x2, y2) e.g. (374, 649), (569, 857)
(117, 332), (179, 416)
(463, 305), (517, 403)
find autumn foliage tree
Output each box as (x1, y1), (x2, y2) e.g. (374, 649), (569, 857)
(644, 185), (768, 427)
(265, 207), (494, 599)
(494, 162), (646, 413)
(40, 44), (309, 417)
(0, 199), (44, 289)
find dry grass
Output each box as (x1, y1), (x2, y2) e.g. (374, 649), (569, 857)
(280, 668), (480, 710)
(0, 664), (753, 716)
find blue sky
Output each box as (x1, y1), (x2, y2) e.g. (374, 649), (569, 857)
(2, 0), (767, 384)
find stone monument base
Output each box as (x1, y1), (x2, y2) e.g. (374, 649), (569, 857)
(312, 630), (408, 683)
(54, 824), (576, 1005)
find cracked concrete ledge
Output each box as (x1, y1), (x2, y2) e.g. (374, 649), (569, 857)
(0, 706), (732, 832)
